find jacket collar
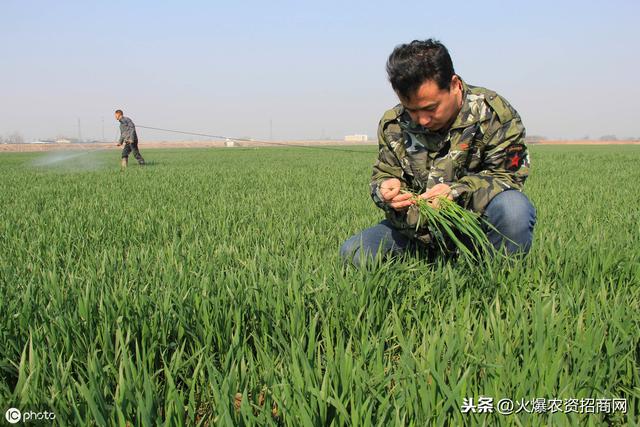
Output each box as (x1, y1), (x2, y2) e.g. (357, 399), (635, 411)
(447, 78), (476, 131)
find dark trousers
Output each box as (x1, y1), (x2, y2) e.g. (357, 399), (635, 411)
(121, 142), (145, 164)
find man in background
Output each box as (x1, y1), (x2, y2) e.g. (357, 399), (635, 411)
(115, 109), (145, 168)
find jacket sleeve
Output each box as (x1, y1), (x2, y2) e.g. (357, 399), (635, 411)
(449, 111), (530, 213)
(370, 118), (433, 243)
(370, 119), (406, 210)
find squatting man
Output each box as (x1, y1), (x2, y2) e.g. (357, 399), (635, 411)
(341, 39), (537, 267)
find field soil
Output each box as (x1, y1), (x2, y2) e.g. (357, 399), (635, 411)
(537, 139), (640, 145)
(0, 140), (376, 152)
(2, 139), (639, 152)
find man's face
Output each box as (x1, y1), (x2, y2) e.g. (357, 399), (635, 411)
(115, 112), (122, 121)
(399, 75), (463, 131)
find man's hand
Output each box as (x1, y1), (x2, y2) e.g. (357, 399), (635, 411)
(418, 183), (453, 208)
(379, 178), (414, 210)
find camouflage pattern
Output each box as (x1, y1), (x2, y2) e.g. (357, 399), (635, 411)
(371, 78), (530, 243)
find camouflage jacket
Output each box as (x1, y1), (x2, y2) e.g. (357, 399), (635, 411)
(371, 78), (530, 242)
(118, 116), (138, 144)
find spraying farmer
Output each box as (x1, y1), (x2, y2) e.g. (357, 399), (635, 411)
(340, 39), (536, 267)
(115, 109), (145, 168)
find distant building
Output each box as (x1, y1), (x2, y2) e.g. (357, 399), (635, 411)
(225, 138), (235, 147)
(55, 138), (72, 144)
(344, 134), (368, 142)
(525, 135), (546, 144)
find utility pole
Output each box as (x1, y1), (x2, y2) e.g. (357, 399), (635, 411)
(77, 118), (82, 141)
(101, 117), (105, 141)
(269, 119), (273, 141)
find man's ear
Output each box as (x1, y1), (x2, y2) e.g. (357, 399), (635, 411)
(450, 75), (461, 91)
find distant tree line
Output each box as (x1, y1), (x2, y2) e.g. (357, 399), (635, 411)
(0, 132), (25, 144)
(527, 134), (639, 142)
(598, 135), (640, 141)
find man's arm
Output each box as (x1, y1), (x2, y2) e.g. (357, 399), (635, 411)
(369, 119), (435, 242)
(370, 119), (411, 210)
(449, 112), (530, 213)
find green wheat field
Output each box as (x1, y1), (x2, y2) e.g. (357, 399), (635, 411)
(1, 145), (639, 426)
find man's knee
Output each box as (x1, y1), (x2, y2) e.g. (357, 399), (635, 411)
(339, 236), (360, 262)
(485, 190), (536, 253)
(339, 221), (409, 267)
(341, 232), (381, 267)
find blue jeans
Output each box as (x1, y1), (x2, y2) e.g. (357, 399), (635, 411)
(340, 190), (536, 267)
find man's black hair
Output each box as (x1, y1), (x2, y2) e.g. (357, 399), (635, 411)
(386, 39), (455, 100)
(115, 109), (123, 115)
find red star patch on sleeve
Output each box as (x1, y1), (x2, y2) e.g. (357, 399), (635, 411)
(504, 144), (526, 171)
(509, 153), (521, 168)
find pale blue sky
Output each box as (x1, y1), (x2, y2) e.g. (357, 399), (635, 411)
(1, 0), (638, 141)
